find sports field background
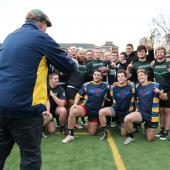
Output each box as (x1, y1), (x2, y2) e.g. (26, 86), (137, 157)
(4, 126), (170, 170)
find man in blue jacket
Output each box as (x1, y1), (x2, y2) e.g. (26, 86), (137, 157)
(0, 9), (76, 170)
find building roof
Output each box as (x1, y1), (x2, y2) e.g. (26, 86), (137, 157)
(59, 43), (96, 49)
(101, 41), (118, 48)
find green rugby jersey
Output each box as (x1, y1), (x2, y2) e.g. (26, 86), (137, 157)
(86, 59), (109, 80)
(153, 60), (170, 91)
(66, 63), (87, 88)
(49, 85), (66, 107)
(130, 60), (154, 82)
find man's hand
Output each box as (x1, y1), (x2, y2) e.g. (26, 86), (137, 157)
(71, 58), (79, 68)
(154, 88), (163, 94)
(127, 63), (132, 71)
(112, 82), (119, 86)
(127, 80), (134, 85)
(111, 62), (117, 68)
(168, 68), (170, 72)
(70, 104), (78, 111)
(42, 111), (51, 117)
(50, 90), (55, 97)
(150, 60), (155, 68)
(145, 42), (153, 50)
(98, 67), (110, 75)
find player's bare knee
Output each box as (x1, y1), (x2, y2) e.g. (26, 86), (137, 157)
(146, 136), (155, 141)
(88, 129), (97, 135)
(48, 128), (56, 134)
(47, 122), (56, 134)
(146, 130), (155, 141)
(124, 116), (131, 123)
(99, 109), (104, 117)
(56, 107), (67, 115)
(59, 107), (67, 114)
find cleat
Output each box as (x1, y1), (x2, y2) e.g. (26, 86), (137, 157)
(159, 131), (168, 141)
(155, 129), (164, 138)
(100, 132), (108, 140)
(62, 135), (75, 143)
(124, 137), (134, 145)
(42, 132), (47, 138)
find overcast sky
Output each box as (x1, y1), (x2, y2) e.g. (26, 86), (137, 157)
(0, 0), (169, 51)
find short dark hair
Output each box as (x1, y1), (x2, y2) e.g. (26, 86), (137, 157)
(112, 51), (118, 56)
(137, 45), (147, 53)
(126, 43), (134, 49)
(117, 69), (127, 77)
(86, 49), (94, 53)
(120, 52), (125, 55)
(49, 72), (59, 79)
(93, 69), (103, 76)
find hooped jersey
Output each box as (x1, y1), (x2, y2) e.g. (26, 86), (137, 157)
(78, 81), (110, 115)
(136, 82), (160, 122)
(110, 83), (135, 117)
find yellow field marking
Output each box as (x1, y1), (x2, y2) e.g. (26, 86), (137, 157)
(107, 132), (126, 170)
(55, 132), (88, 135)
(56, 130), (126, 169)
(75, 132), (89, 135)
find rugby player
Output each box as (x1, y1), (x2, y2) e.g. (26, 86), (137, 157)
(99, 69), (135, 140)
(124, 69), (167, 144)
(62, 70), (110, 143)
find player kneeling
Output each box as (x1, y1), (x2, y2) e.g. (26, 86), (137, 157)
(45, 73), (68, 135)
(99, 69), (135, 140)
(62, 70), (110, 143)
(124, 69), (168, 144)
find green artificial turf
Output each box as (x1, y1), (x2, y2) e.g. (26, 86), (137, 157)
(3, 126), (170, 170)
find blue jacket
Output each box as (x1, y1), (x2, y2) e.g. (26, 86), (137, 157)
(0, 21), (76, 117)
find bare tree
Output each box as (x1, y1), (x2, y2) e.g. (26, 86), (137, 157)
(139, 11), (170, 53)
(151, 15), (170, 35)
(139, 28), (161, 48)
(150, 12), (170, 50)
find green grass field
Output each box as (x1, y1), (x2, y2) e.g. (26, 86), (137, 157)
(4, 126), (170, 170)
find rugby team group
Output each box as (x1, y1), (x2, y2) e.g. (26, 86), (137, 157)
(45, 44), (170, 145)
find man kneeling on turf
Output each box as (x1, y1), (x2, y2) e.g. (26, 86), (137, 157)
(46, 73), (67, 134)
(99, 69), (135, 140)
(62, 70), (110, 143)
(124, 69), (167, 144)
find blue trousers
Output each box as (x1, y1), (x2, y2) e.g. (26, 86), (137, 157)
(0, 116), (43, 170)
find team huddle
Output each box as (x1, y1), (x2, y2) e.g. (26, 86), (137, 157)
(44, 44), (170, 145)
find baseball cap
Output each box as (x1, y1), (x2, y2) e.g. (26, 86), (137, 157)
(26, 9), (52, 27)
